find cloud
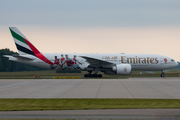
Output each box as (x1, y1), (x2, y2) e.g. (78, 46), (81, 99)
(1, 1), (180, 61)
(0, 0), (180, 27)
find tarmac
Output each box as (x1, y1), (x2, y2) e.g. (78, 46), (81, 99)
(0, 77), (180, 98)
(1, 78), (180, 119)
(0, 109), (180, 119)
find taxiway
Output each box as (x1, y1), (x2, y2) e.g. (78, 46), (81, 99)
(0, 78), (180, 98)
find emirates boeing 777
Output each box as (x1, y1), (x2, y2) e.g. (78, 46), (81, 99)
(4, 27), (178, 78)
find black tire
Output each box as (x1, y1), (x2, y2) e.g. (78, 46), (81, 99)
(161, 74), (164, 77)
(89, 74), (93, 77)
(93, 74), (98, 77)
(84, 74), (89, 78)
(98, 74), (102, 78)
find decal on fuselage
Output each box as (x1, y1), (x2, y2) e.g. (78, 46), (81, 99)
(50, 54), (83, 70)
(102, 56), (118, 60)
(124, 67), (127, 72)
(164, 58), (167, 64)
(121, 56), (159, 64)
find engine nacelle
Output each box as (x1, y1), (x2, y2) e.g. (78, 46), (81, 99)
(112, 64), (132, 75)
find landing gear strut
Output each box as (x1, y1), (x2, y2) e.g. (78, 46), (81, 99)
(84, 71), (102, 78)
(161, 70), (164, 77)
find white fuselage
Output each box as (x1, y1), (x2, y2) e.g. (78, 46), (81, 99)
(8, 53), (178, 71)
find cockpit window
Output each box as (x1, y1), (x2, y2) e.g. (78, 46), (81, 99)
(171, 59), (175, 62)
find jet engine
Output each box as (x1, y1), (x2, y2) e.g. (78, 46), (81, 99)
(112, 64), (132, 75)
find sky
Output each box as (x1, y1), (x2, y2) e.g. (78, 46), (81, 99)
(1, 0), (180, 61)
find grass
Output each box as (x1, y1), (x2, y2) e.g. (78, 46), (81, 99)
(0, 119), (73, 120)
(0, 98), (180, 111)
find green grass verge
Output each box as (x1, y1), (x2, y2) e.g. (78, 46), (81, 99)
(0, 119), (71, 120)
(0, 99), (180, 111)
(0, 119), (72, 120)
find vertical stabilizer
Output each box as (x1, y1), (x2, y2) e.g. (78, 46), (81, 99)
(9, 27), (36, 56)
(9, 27), (53, 65)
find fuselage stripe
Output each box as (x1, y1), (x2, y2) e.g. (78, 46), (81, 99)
(23, 38), (54, 65)
(14, 38), (31, 50)
(10, 29), (27, 45)
(15, 43), (36, 57)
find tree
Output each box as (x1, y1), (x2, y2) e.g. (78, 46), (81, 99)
(0, 48), (47, 72)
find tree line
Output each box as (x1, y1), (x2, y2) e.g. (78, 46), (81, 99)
(0, 48), (46, 72)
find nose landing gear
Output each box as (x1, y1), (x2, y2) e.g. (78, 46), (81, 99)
(161, 70), (164, 77)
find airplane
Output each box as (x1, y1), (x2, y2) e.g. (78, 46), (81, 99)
(4, 27), (178, 78)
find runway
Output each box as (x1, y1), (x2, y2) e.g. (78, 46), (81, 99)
(0, 78), (180, 98)
(0, 109), (180, 119)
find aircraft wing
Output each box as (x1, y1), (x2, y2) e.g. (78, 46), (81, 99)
(80, 56), (115, 68)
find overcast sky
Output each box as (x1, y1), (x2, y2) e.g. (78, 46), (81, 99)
(1, 0), (180, 60)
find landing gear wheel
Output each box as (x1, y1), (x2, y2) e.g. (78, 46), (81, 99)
(161, 74), (164, 77)
(84, 72), (102, 78)
(93, 74), (97, 77)
(84, 74), (89, 78)
(89, 74), (93, 78)
(161, 70), (165, 77)
(98, 74), (102, 78)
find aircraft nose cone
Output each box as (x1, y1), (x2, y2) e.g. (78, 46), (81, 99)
(175, 61), (179, 66)
(174, 61), (179, 67)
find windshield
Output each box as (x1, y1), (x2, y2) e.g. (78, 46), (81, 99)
(171, 59), (175, 62)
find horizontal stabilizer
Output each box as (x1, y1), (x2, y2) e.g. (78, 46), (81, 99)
(3, 55), (34, 61)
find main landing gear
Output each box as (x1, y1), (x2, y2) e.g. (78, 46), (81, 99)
(161, 70), (164, 77)
(84, 71), (102, 78)
(84, 74), (102, 78)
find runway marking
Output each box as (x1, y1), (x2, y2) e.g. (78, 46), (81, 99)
(18, 80), (57, 98)
(57, 79), (86, 98)
(1, 78), (180, 98)
(119, 80), (135, 98)
(157, 80), (180, 90)
(95, 79), (103, 98)
(0, 79), (44, 89)
(0, 81), (31, 89)
(139, 80), (175, 99)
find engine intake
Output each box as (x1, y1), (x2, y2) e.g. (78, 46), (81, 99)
(112, 64), (132, 75)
